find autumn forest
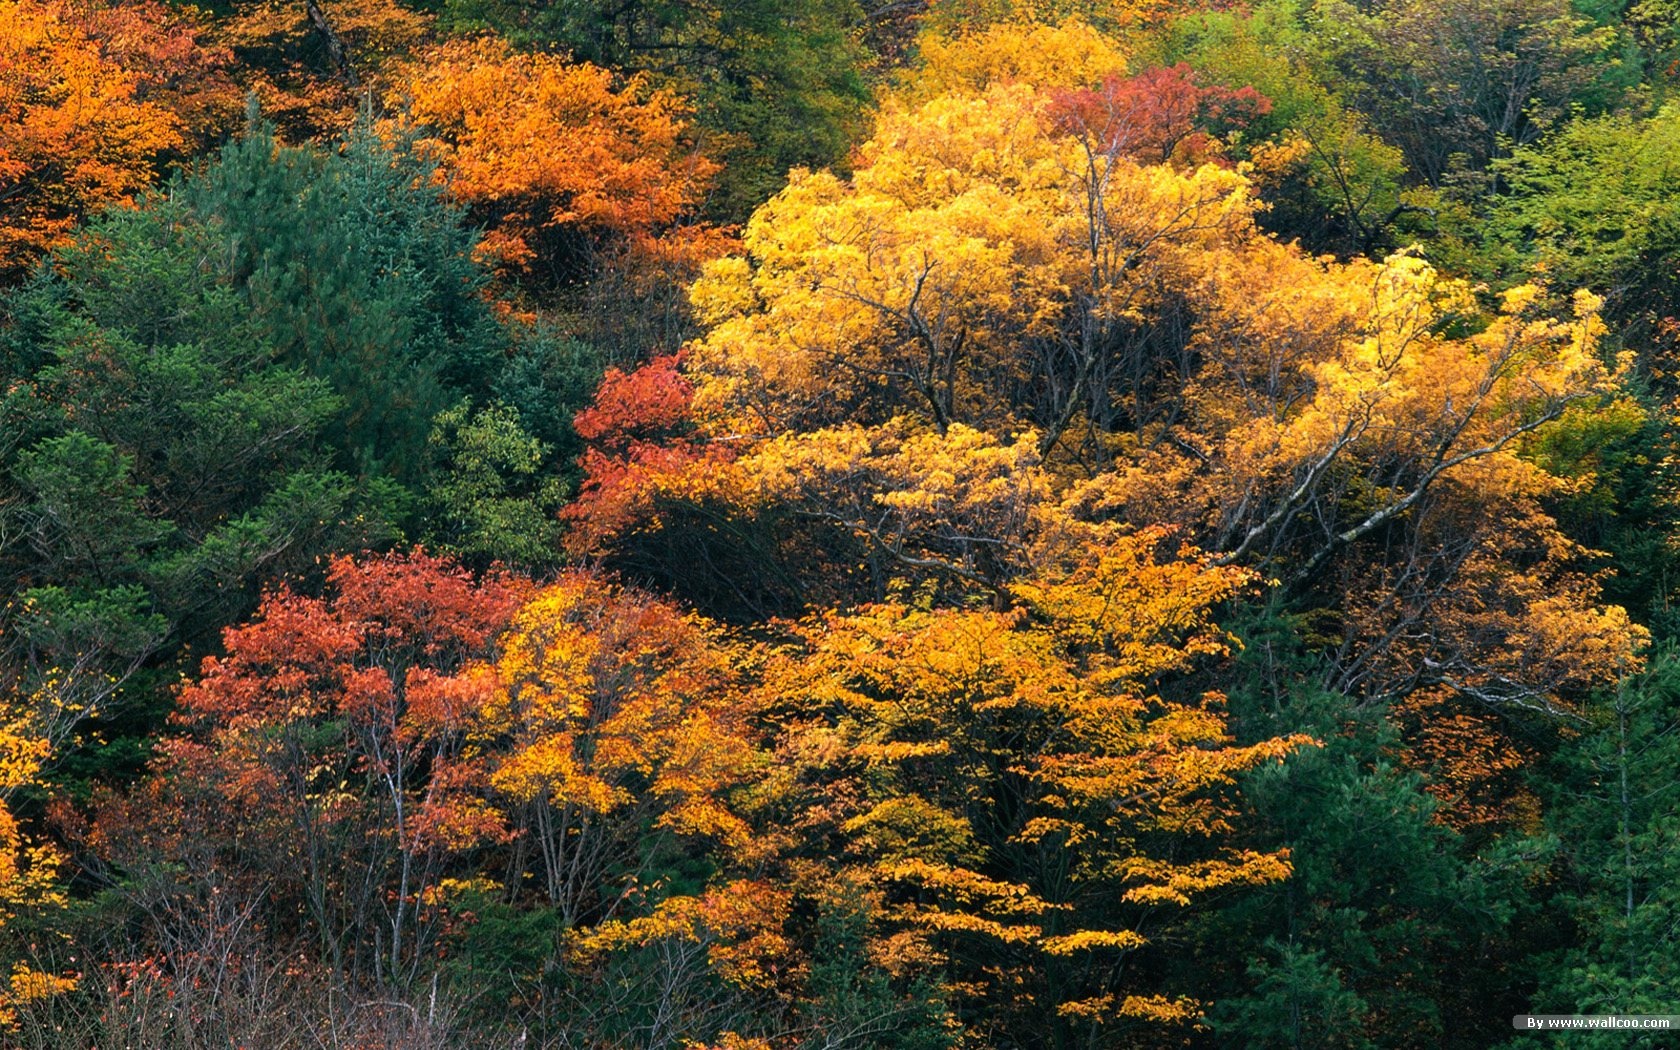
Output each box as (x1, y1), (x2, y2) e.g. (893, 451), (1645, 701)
(2, 0), (1679, 1046)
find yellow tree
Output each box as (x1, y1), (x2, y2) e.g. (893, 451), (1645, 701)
(1104, 247), (1643, 711)
(684, 55), (1262, 467)
(483, 574), (759, 927)
(644, 18), (1642, 720)
(903, 16), (1130, 102)
(559, 20), (1648, 881)
(749, 527), (1309, 1038)
(0, 715), (56, 928)
(468, 575), (778, 1047)
(0, 706), (70, 1026)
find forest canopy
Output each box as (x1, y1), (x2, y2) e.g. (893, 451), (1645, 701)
(2, 1), (1679, 1048)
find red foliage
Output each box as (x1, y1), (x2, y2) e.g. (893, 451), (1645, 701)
(564, 355), (736, 555)
(170, 548), (535, 869)
(329, 549), (520, 658)
(179, 549), (527, 729)
(1050, 63), (1271, 165)
(572, 354), (699, 452)
(88, 550), (540, 982)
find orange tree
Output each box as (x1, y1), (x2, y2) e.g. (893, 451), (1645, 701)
(215, 0), (433, 141)
(384, 36), (727, 332)
(0, 0), (234, 279)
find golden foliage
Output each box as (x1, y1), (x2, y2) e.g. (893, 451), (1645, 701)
(0, 963), (77, 1028)
(749, 530), (1310, 1019)
(668, 48), (1644, 713)
(686, 79), (1252, 443)
(571, 879), (792, 988)
(0, 708), (61, 928)
(488, 577), (753, 842)
(905, 17), (1129, 102)
(0, 713), (68, 1025)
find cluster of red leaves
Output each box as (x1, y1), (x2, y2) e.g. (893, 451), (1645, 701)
(563, 355), (736, 556)
(178, 549), (528, 731)
(1050, 63), (1272, 165)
